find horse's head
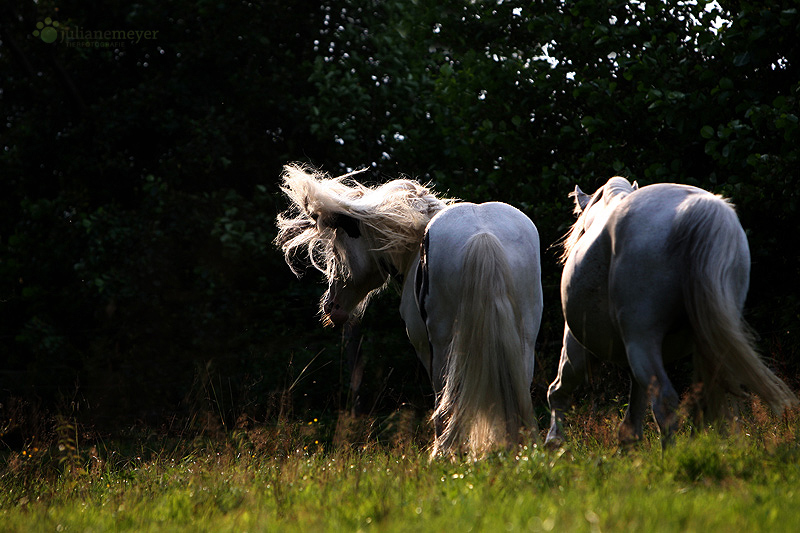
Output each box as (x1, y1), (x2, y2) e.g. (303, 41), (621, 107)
(561, 177), (638, 262)
(276, 164), (448, 327)
(318, 212), (389, 326)
(573, 177), (638, 226)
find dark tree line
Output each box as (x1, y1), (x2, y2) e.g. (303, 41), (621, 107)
(1, 0), (798, 440)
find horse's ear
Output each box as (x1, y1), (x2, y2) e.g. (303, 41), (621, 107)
(632, 181), (639, 191)
(573, 185), (592, 212)
(330, 213), (361, 238)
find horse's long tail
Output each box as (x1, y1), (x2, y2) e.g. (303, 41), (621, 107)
(431, 232), (536, 458)
(673, 194), (797, 422)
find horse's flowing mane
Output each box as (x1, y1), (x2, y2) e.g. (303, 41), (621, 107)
(559, 177), (636, 263)
(275, 163), (454, 279)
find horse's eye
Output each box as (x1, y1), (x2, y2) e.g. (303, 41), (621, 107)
(334, 214), (361, 239)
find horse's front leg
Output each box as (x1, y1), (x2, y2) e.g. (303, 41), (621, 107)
(546, 327), (588, 448)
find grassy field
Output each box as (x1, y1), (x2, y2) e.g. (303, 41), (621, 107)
(2, 408), (800, 532)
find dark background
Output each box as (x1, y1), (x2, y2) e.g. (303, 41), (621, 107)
(1, 0), (798, 445)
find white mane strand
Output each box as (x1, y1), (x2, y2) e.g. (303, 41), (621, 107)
(275, 163), (454, 279)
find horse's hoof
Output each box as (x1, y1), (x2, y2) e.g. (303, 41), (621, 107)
(544, 435), (565, 450)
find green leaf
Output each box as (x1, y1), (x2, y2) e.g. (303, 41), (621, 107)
(733, 52), (751, 67)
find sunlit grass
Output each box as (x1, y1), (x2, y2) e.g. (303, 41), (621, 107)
(2, 407), (800, 532)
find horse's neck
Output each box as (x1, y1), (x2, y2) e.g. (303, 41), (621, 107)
(378, 254), (404, 283)
(604, 189), (631, 208)
(398, 248), (422, 309)
(376, 207), (437, 282)
(605, 177), (635, 199)
(386, 246), (421, 286)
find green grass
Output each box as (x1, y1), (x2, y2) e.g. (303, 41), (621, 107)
(3, 411), (800, 532)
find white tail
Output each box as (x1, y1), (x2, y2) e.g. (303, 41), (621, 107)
(431, 232), (537, 457)
(673, 195), (798, 422)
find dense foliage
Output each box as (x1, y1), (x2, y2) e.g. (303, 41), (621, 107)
(1, 0), (798, 444)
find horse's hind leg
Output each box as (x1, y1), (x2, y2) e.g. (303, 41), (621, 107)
(618, 374), (648, 447)
(546, 327), (588, 448)
(624, 337), (680, 448)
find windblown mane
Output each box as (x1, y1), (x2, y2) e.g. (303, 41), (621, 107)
(559, 177), (636, 263)
(275, 163), (454, 279)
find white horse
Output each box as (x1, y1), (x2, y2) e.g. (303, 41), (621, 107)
(275, 164), (543, 457)
(546, 177), (797, 448)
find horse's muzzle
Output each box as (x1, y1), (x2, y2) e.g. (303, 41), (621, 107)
(323, 300), (350, 327)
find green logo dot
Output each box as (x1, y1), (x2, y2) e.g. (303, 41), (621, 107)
(33, 17), (59, 44)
